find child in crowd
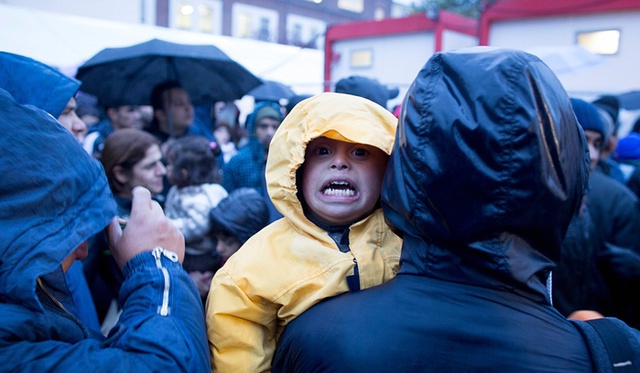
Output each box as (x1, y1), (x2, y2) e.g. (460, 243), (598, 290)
(164, 135), (228, 301)
(213, 123), (237, 165)
(209, 188), (270, 266)
(206, 92), (402, 372)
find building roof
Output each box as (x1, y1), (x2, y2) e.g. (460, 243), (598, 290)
(480, 0), (640, 44)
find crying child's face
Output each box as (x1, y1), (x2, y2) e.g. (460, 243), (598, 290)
(300, 137), (388, 227)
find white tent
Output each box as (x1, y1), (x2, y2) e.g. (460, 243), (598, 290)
(0, 4), (324, 94)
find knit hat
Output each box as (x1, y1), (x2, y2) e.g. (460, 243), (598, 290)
(335, 75), (399, 109)
(592, 95), (620, 125)
(210, 188), (270, 245)
(571, 98), (606, 140)
(285, 94), (313, 114)
(254, 105), (281, 124)
(613, 133), (640, 161)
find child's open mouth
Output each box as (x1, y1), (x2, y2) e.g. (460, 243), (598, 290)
(322, 180), (356, 197)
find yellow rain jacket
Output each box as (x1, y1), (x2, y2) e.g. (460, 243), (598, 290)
(206, 92), (402, 372)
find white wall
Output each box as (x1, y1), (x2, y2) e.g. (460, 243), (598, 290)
(332, 32), (435, 108)
(488, 11), (640, 96)
(442, 30), (477, 52)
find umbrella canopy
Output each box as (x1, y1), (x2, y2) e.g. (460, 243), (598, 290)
(247, 80), (296, 102)
(524, 45), (604, 75)
(617, 91), (640, 110)
(75, 38), (262, 107)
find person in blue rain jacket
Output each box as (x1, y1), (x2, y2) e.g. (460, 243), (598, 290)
(0, 50), (98, 330)
(0, 87), (209, 372)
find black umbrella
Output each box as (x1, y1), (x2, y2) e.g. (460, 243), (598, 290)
(617, 91), (640, 110)
(75, 38), (262, 107)
(248, 80), (296, 102)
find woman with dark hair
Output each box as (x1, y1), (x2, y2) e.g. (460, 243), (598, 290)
(101, 128), (167, 218)
(86, 128), (167, 326)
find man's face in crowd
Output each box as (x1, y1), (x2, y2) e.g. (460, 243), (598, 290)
(58, 97), (87, 143)
(160, 88), (194, 135)
(254, 117), (280, 151)
(584, 129), (603, 171)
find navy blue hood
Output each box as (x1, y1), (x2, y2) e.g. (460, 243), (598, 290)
(382, 47), (590, 301)
(0, 89), (116, 311)
(0, 52), (80, 118)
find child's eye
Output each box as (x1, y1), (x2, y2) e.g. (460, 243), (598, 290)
(316, 147), (330, 155)
(353, 148), (369, 157)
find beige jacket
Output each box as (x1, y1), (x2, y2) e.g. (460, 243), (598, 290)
(206, 92), (402, 372)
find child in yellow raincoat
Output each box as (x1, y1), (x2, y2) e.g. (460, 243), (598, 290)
(206, 92), (402, 372)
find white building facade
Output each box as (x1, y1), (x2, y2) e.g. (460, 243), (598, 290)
(325, 11), (478, 109)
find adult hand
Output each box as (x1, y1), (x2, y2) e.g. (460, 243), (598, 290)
(567, 310), (604, 321)
(107, 186), (185, 268)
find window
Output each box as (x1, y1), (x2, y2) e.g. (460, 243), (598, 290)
(257, 17), (270, 41)
(199, 4), (213, 33)
(238, 12), (252, 38)
(232, 4), (279, 42)
(292, 24), (302, 45)
(577, 29), (620, 55)
(286, 14), (326, 49)
(172, 0), (222, 34)
(350, 49), (372, 68)
(338, 0), (364, 13)
(177, 2), (194, 30)
(309, 27), (320, 48)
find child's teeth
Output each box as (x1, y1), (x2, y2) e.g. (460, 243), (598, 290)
(324, 188), (355, 196)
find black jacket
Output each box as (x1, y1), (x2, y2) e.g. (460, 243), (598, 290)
(273, 47), (640, 372)
(588, 171), (640, 250)
(554, 206), (613, 317)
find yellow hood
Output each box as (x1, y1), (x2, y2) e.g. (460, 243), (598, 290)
(266, 92), (398, 234)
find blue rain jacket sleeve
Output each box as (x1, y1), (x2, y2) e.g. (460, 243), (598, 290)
(1, 251), (210, 372)
(0, 88), (209, 372)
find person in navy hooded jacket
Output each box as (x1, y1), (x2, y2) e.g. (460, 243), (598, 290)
(0, 51), (99, 330)
(0, 87), (209, 371)
(272, 47), (640, 372)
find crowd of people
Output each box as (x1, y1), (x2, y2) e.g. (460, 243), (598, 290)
(1, 46), (640, 372)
